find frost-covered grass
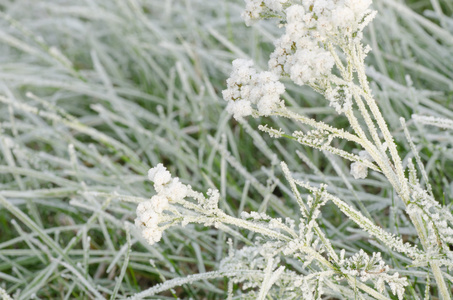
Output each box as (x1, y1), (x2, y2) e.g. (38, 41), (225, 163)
(0, 0), (452, 299)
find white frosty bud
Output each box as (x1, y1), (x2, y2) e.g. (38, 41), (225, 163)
(150, 195), (169, 213)
(142, 227), (163, 245)
(135, 196), (169, 245)
(286, 5), (305, 24)
(331, 7), (355, 29)
(165, 178), (189, 201)
(223, 59), (285, 119)
(350, 161), (368, 179)
(148, 163), (171, 186)
(345, 0), (372, 17)
(350, 149), (375, 179)
(136, 200), (153, 215)
(225, 99), (253, 120)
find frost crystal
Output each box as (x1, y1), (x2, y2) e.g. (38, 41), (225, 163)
(341, 250), (408, 300)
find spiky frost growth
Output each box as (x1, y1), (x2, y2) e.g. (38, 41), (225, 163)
(219, 244), (332, 299)
(340, 250), (408, 300)
(406, 166), (453, 269)
(219, 246), (283, 291)
(258, 124), (284, 138)
(136, 164), (413, 298)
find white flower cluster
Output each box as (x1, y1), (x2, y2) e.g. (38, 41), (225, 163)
(147, 163), (188, 199)
(340, 249), (408, 300)
(350, 149), (374, 179)
(297, 0), (374, 42)
(135, 195), (169, 245)
(268, 0), (374, 86)
(222, 59), (285, 119)
(269, 7), (335, 86)
(135, 164), (189, 245)
(225, 0), (375, 120)
(136, 164), (230, 246)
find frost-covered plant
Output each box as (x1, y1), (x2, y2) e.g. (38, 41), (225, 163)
(134, 0), (453, 299)
(0, 0), (452, 299)
(136, 163), (411, 299)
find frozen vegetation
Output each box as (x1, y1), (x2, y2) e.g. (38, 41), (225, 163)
(0, 0), (453, 299)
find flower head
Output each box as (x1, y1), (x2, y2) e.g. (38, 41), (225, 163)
(223, 59), (285, 119)
(148, 163), (171, 186)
